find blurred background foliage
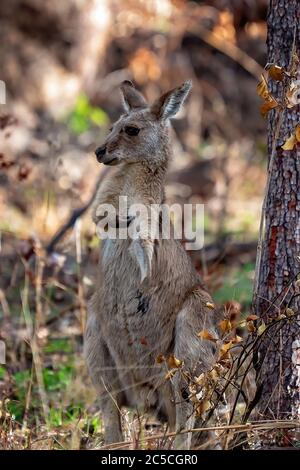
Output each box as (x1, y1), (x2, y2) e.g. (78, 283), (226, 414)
(0, 0), (268, 448)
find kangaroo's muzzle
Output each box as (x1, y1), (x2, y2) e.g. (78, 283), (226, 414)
(95, 146), (118, 165)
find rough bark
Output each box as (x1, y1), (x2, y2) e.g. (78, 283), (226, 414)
(254, 0), (300, 422)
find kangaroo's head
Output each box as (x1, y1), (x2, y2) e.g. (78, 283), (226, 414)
(95, 80), (192, 169)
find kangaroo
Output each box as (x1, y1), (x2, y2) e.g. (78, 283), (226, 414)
(84, 80), (220, 449)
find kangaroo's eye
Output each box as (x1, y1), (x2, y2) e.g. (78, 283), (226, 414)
(124, 126), (140, 136)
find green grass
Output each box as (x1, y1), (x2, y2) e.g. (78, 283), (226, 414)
(43, 338), (73, 354)
(213, 263), (255, 308)
(0, 365), (6, 380)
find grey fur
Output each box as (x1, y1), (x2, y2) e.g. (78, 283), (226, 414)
(84, 81), (219, 449)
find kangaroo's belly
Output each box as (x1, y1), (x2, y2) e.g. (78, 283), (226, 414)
(99, 239), (175, 382)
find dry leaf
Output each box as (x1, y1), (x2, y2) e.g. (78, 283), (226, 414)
(206, 302), (215, 310)
(260, 99), (278, 118)
(286, 308), (294, 317)
(219, 358), (232, 369)
(218, 319), (232, 333)
(167, 355), (182, 369)
(286, 81), (299, 108)
(219, 341), (233, 360)
(156, 354), (165, 364)
(257, 74), (278, 117)
(196, 399), (211, 418)
(257, 321), (266, 336)
(295, 124), (300, 142)
(232, 335), (243, 344)
(246, 320), (256, 333)
(268, 64), (285, 81)
(208, 368), (220, 382)
(277, 313), (286, 320)
(282, 134), (297, 151)
(221, 341), (233, 353)
(197, 329), (218, 342)
(194, 373), (205, 386)
(256, 74), (270, 99)
(246, 314), (259, 321)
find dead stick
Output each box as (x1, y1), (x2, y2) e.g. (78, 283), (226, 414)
(46, 168), (109, 254)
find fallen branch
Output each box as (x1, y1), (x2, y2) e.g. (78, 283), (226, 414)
(97, 419), (300, 450)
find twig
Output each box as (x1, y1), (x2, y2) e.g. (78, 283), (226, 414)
(46, 168), (109, 254)
(186, 22), (263, 79)
(75, 219), (86, 333)
(21, 264), (49, 423)
(97, 419), (300, 450)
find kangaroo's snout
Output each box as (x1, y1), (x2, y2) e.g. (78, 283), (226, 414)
(95, 145), (107, 161)
(95, 145), (119, 166)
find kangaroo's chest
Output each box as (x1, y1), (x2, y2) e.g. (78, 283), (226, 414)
(99, 239), (175, 362)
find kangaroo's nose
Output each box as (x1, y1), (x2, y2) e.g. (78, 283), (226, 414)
(95, 145), (107, 161)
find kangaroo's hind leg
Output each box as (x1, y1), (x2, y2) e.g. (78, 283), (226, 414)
(84, 300), (124, 444)
(173, 294), (218, 449)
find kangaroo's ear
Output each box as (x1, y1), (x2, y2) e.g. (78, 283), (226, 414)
(150, 80), (192, 120)
(120, 80), (148, 112)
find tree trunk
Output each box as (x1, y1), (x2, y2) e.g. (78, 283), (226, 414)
(253, 0), (300, 424)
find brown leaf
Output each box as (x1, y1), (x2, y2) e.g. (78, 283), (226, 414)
(282, 134), (297, 151)
(260, 99), (278, 118)
(277, 313), (286, 320)
(256, 74), (270, 100)
(209, 368), (220, 382)
(286, 81), (299, 108)
(221, 341), (233, 353)
(295, 124), (300, 142)
(196, 399), (211, 418)
(257, 74), (278, 117)
(246, 320), (256, 333)
(167, 355), (182, 369)
(206, 302), (215, 310)
(246, 314), (259, 321)
(232, 335), (243, 344)
(286, 308), (295, 318)
(197, 329), (218, 342)
(218, 358), (232, 369)
(257, 321), (266, 336)
(268, 64), (285, 81)
(194, 373), (205, 386)
(219, 341), (233, 360)
(156, 354), (165, 364)
(218, 319), (232, 333)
